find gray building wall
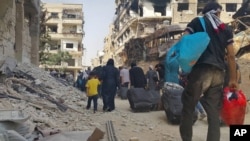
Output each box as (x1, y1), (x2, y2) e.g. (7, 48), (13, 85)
(0, 0), (40, 66)
(0, 0), (16, 61)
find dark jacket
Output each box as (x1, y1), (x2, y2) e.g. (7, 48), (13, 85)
(101, 60), (120, 92)
(129, 66), (146, 88)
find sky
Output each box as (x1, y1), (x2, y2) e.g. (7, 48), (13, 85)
(41, 0), (116, 66)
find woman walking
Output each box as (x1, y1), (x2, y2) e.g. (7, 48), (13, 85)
(101, 59), (120, 112)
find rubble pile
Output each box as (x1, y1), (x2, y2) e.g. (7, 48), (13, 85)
(0, 61), (96, 140)
(234, 28), (250, 57)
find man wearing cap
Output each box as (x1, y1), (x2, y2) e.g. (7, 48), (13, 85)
(179, 1), (238, 141)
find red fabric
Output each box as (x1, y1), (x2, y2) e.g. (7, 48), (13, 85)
(219, 23), (225, 30)
(221, 87), (247, 125)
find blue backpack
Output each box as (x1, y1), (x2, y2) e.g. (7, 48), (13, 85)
(167, 17), (210, 73)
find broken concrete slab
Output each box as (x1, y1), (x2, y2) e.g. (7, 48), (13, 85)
(0, 130), (27, 141)
(0, 110), (30, 123)
(38, 131), (93, 141)
(234, 29), (250, 56)
(0, 57), (17, 75)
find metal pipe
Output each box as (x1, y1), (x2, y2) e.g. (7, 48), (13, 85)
(106, 120), (118, 141)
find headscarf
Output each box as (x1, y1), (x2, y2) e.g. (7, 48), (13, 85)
(202, 1), (225, 33)
(107, 58), (114, 66)
(131, 62), (136, 68)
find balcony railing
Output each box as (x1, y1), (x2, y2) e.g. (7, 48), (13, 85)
(49, 33), (83, 40)
(62, 15), (83, 20)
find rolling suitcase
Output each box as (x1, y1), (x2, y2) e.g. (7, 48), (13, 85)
(119, 87), (128, 99)
(147, 90), (162, 111)
(127, 88), (152, 112)
(162, 82), (197, 124)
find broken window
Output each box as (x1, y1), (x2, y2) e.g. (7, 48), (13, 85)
(50, 40), (60, 50)
(198, 0), (206, 2)
(47, 25), (58, 33)
(66, 59), (75, 66)
(130, 0), (139, 13)
(154, 5), (166, 16)
(197, 2), (206, 15)
(51, 12), (59, 19)
(50, 45), (59, 50)
(177, 3), (189, 12)
(67, 14), (76, 19)
(226, 3), (237, 12)
(66, 43), (74, 49)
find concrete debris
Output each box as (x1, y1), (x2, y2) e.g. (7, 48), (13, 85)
(0, 121), (31, 141)
(0, 110), (30, 123)
(0, 57), (17, 76)
(38, 131), (93, 141)
(0, 62), (95, 140)
(0, 130), (27, 141)
(129, 137), (139, 141)
(234, 29), (250, 56)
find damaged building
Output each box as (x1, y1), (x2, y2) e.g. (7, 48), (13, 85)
(0, 1), (98, 140)
(40, 3), (84, 79)
(0, 0), (40, 66)
(231, 0), (250, 58)
(99, 0), (244, 67)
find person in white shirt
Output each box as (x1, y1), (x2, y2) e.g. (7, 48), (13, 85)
(120, 66), (130, 88)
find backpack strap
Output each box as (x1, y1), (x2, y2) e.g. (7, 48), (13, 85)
(199, 17), (206, 32)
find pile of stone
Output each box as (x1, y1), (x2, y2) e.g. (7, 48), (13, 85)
(0, 58), (102, 141)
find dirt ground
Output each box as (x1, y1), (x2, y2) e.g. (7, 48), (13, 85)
(81, 57), (250, 141)
(84, 95), (250, 141)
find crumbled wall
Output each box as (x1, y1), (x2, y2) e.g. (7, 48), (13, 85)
(1, 0), (36, 65)
(0, 1), (16, 61)
(171, 3), (196, 24)
(23, 21), (32, 64)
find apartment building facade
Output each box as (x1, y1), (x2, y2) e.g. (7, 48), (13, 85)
(107, 0), (244, 67)
(42, 3), (84, 79)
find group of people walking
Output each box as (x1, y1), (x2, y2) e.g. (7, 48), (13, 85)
(80, 59), (120, 113)
(74, 1), (242, 141)
(119, 62), (166, 91)
(79, 58), (166, 114)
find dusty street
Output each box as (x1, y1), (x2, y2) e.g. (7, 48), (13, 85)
(86, 95), (250, 141)
(94, 58), (250, 141)
(0, 60), (249, 141)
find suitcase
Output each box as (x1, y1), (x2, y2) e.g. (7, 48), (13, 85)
(119, 87), (128, 99)
(147, 90), (162, 111)
(127, 88), (152, 112)
(162, 82), (197, 124)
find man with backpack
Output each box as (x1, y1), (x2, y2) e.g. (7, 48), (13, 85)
(179, 2), (238, 141)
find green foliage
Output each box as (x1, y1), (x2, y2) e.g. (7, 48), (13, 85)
(39, 51), (72, 66)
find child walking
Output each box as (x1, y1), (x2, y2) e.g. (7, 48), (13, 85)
(85, 71), (101, 113)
